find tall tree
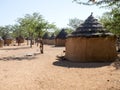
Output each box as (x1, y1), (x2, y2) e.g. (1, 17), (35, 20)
(0, 25), (13, 37)
(100, 8), (120, 35)
(68, 18), (83, 29)
(12, 24), (27, 38)
(17, 12), (57, 47)
(17, 12), (45, 47)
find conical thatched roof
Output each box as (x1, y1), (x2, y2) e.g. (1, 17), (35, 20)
(68, 13), (113, 37)
(55, 29), (68, 39)
(49, 33), (55, 40)
(42, 32), (50, 39)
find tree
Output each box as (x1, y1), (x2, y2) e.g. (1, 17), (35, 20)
(53, 28), (61, 36)
(17, 12), (46, 47)
(35, 22), (57, 38)
(12, 24), (26, 38)
(68, 18), (83, 29)
(73, 0), (120, 7)
(65, 28), (74, 34)
(0, 25), (13, 37)
(35, 20), (48, 38)
(99, 7), (120, 51)
(17, 12), (57, 47)
(100, 8), (120, 35)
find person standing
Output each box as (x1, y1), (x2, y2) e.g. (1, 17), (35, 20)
(39, 38), (44, 54)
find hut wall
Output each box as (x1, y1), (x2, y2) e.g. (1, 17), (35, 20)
(0, 40), (4, 47)
(46, 39), (49, 44)
(43, 39), (46, 44)
(47, 39), (55, 45)
(55, 39), (66, 46)
(16, 39), (24, 43)
(43, 39), (49, 44)
(4, 39), (13, 46)
(65, 36), (117, 62)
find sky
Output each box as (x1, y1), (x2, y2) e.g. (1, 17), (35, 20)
(0, 0), (109, 28)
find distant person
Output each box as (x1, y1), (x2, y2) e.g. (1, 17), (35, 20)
(39, 38), (44, 54)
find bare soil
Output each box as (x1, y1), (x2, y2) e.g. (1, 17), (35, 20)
(0, 43), (120, 90)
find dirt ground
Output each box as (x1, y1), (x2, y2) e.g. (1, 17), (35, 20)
(0, 43), (120, 90)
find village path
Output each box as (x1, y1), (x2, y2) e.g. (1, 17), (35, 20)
(0, 44), (120, 90)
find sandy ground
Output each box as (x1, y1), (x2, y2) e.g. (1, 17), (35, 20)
(0, 43), (120, 90)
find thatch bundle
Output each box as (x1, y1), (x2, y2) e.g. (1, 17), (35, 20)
(55, 29), (67, 46)
(65, 13), (117, 62)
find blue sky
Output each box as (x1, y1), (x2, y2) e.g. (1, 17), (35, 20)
(0, 0), (108, 28)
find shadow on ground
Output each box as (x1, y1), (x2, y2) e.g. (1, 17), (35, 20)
(53, 56), (112, 68)
(0, 46), (30, 50)
(0, 52), (41, 61)
(49, 45), (65, 48)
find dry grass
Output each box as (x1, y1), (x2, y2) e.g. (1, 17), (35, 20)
(0, 43), (119, 90)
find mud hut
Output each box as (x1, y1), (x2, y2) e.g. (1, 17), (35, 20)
(55, 29), (67, 46)
(0, 36), (4, 47)
(47, 33), (55, 45)
(2, 35), (13, 46)
(16, 35), (24, 46)
(65, 13), (117, 62)
(42, 32), (50, 44)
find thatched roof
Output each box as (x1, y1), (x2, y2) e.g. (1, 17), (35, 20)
(68, 13), (114, 37)
(49, 33), (55, 40)
(55, 29), (68, 39)
(42, 32), (50, 39)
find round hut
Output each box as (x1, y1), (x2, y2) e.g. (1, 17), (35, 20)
(16, 35), (24, 46)
(48, 33), (55, 45)
(42, 32), (50, 44)
(0, 36), (4, 47)
(2, 35), (13, 46)
(65, 13), (117, 62)
(55, 29), (67, 46)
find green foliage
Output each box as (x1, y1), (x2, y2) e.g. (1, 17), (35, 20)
(0, 12), (59, 45)
(73, 0), (120, 8)
(68, 18), (83, 29)
(17, 13), (40, 38)
(64, 28), (74, 34)
(100, 8), (120, 35)
(12, 24), (27, 38)
(54, 29), (61, 36)
(16, 12), (58, 39)
(0, 25), (13, 37)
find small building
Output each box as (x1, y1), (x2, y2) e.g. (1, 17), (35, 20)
(0, 36), (4, 47)
(47, 33), (55, 45)
(55, 29), (67, 46)
(42, 32), (50, 44)
(2, 35), (13, 46)
(65, 13), (117, 62)
(16, 35), (24, 46)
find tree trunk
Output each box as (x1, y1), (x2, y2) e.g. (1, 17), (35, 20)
(30, 33), (34, 48)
